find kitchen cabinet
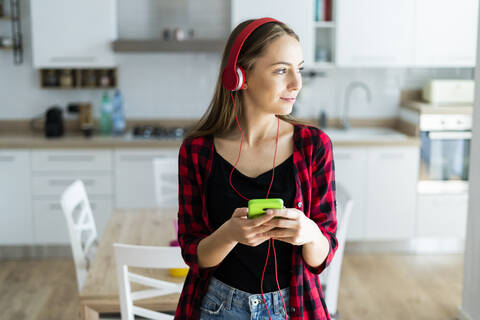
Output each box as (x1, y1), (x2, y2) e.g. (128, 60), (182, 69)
(333, 147), (368, 240)
(365, 147), (419, 240)
(416, 193), (468, 238)
(30, 0), (116, 68)
(333, 145), (419, 240)
(0, 143), (421, 247)
(231, 0), (314, 66)
(335, 0), (478, 67)
(412, 0), (478, 67)
(114, 149), (179, 209)
(31, 150), (114, 244)
(0, 151), (32, 245)
(335, 0), (415, 67)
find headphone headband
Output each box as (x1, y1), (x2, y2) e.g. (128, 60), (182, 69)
(222, 17), (280, 91)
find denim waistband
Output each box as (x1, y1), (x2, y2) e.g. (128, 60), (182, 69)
(207, 276), (290, 315)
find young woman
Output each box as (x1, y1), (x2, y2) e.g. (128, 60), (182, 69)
(175, 18), (338, 320)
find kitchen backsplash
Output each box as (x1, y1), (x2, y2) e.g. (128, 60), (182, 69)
(0, 0), (474, 121)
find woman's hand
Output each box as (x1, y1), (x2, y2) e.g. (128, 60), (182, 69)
(225, 207), (277, 247)
(261, 208), (322, 246)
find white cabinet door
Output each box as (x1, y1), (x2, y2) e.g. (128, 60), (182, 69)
(0, 151), (32, 245)
(412, 0), (478, 67)
(231, 0), (314, 65)
(336, 0), (415, 67)
(115, 149), (179, 209)
(32, 149), (112, 172)
(30, 0), (116, 68)
(333, 147), (368, 240)
(31, 149), (114, 245)
(365, 147), (419, 240)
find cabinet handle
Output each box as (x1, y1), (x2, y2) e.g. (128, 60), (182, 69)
(0, 155), (15, 162)
(48, 155), (95, 162)
(50, 57), (96, 63)
(120, 155), (173, 162)
(49, 179), (95, 186)
(380, 153), (404, 159)
(335, 154), (353, 160)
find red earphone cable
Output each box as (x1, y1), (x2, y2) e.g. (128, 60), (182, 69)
(229, 91), (287, 319)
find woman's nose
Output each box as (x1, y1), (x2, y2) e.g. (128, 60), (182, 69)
(288, 71), (302, 91)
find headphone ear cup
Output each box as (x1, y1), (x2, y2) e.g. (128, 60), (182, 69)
(235, 66), (246, 91)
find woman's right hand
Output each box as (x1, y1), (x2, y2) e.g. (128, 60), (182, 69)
(225, 207), (276, 247)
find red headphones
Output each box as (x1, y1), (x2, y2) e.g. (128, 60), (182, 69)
(221, 17), (280, 92)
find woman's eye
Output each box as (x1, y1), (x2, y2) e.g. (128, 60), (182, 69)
(276, 67), (304, 75)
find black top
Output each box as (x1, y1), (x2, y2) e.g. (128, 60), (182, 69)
(206, 146), (296, 293)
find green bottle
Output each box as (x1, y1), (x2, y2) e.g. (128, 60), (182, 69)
(100, 92), (113, 135)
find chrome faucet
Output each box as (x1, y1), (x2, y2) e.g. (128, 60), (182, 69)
(342, 81), (372, 130)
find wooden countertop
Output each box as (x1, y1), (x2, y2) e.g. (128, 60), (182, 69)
(0, 119), (420, 149)
(0, 132), (420, 148)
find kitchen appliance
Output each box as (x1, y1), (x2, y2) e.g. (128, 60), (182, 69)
(422, 80), (475, 105)
(44, 106), (64, 138)
(418, 113), (472, 194)
(130, 125), (186, 140)
(400, 90), (473, 194)
(400, 89), (471, 252)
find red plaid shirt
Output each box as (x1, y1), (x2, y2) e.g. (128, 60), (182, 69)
(175, 123), (338, 319)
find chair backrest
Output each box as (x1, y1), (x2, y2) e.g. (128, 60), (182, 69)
(318, 183), (354, 318)
(153, 157), (179, 208)
(60, 179), (98, 292)
(113, 243), (188, 320)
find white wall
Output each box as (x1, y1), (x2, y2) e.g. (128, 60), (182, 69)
(0, 0), (475, 122)
(459, 3), (480, 319)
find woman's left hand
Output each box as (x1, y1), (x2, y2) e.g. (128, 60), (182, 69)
(261, 208), (321, 246)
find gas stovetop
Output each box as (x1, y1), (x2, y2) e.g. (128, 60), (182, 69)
(130, 125), (188, 140)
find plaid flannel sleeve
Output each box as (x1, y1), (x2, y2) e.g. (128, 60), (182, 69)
(177, 139), (215, 279)
(306, 130), (338, 275)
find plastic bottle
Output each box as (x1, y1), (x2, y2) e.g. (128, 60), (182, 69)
(112, 89), (126, 136)
(100, 92), (113, 135)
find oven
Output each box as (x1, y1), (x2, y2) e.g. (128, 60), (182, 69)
(418, 113), (472, 194)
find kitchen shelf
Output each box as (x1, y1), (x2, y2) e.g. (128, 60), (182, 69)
(112, 39), (226, 52)
(315, 21), (335, 28)
(313, 0), (336, 67)
(0, 0), (23, 64)
(39, 68), (118, 89)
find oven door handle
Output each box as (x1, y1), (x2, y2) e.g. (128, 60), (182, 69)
(428, 131), (472, 140)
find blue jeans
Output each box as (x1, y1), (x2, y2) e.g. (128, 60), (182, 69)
(199, 276), (290, 320)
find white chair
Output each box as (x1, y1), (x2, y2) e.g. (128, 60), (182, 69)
(60, 179), (99, 292)
(153, 157), (179, 208)
(113, 243), (188, 320)
(318, 183), (354, 320)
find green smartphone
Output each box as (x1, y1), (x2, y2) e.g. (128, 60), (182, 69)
(247, 198), (284, 219)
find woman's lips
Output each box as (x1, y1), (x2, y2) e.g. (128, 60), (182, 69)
(281, 97), (296, 102)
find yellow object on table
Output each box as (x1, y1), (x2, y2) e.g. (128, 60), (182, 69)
(169, 267), (189, 277)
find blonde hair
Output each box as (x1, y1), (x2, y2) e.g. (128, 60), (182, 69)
(184, 19), (313, 141)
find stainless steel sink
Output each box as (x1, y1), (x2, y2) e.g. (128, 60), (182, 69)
(323, 127), (408, 141)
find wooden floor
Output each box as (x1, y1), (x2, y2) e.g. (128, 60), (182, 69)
(0, 253), (464, 320)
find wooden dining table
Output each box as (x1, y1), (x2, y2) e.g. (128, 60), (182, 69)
(79, 208), (184, 320)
